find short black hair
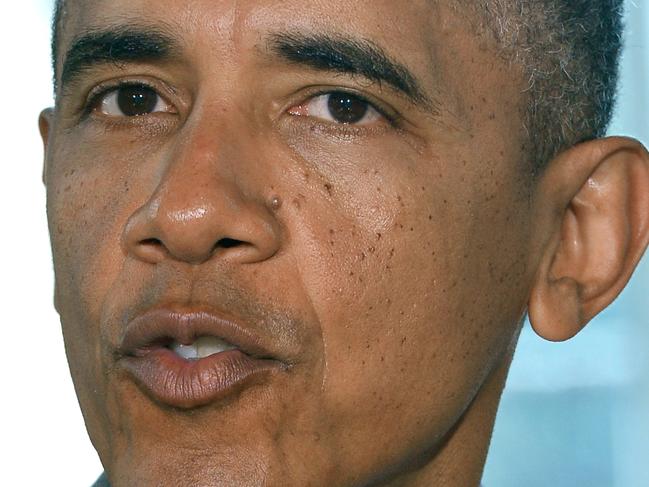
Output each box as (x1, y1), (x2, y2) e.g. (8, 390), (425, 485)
(50, 0), (625, 169)
(469, 0), (625, 170)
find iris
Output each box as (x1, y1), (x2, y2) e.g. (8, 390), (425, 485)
(117, 85), (159, 117)
(327, 92), (369, 124)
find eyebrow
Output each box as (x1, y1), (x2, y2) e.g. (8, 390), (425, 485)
(269, 33), (432, 108)
(58, 25), (433, 110)
(59, 26), (177, 90)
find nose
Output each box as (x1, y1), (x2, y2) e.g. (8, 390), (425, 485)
(121, 132), (281, 266)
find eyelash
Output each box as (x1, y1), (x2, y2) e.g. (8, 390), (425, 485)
(292, 91), (404, 141)
(82, 80), (166, 118)
(301, 88), (397, 119)
(82, 81), (402, 134)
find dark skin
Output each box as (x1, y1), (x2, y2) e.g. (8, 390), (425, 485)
(40, 1), (649, 486)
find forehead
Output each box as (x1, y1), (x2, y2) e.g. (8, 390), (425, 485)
(62, 0), (437, 41)
(57, 0), (476, 74)
(57, 0), (509, 114)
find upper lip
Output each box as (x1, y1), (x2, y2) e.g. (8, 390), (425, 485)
(119, 307), (280, 361)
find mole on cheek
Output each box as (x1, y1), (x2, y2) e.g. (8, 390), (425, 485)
(270, 195), (283, 211)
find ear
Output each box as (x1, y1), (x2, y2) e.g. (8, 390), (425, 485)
(39, 108), (54, 184)
(528, 137), (649, 342)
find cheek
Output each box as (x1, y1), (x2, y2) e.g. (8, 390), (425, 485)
(49, 166), (122, 318)
(46, 136), (142, 415)
(47, 132), (158, 319)
(282, 124), (426, 232)
(289, 142), (532, 472)
(46, 132), (174, 460)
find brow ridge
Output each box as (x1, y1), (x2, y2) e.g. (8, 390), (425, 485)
(58, 24), (436, 114)
(59, 25), (177, 90)
(268, 32), (434, 110)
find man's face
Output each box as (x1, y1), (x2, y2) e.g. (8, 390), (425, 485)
(44, 0), (537, 485)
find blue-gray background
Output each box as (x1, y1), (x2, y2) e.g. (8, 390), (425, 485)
(1, 1), (645, 485)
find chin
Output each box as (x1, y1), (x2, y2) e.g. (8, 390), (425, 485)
(106, 445), (272, 487)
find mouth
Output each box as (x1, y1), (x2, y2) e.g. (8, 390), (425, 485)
(117, 308), (287, 409)
(167, 335), (238, 360)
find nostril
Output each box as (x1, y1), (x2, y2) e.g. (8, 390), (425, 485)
(133, 237), (167, 263)
(217, 238), (244, 249)
(141, 238), (164, 248)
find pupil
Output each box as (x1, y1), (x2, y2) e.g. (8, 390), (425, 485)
(117, 85), (158, 117)
(327, 93), (369, 124)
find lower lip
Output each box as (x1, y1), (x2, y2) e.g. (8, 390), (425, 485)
(120, 348), (283, 409)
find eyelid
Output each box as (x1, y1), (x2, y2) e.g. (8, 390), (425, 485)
(288, 87), (403, 127)
(84, 79), (177, 118)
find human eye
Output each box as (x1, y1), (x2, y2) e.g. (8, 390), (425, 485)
(287, 91), (386, 126)
(90, 82), (175, 118)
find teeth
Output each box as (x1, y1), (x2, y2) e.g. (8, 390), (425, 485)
(196, 336), (237, 358)
(170, 336), (237, 360)
(171, 343), (199, 360)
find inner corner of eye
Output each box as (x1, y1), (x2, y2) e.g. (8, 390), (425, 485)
(287, 103), (308, 116)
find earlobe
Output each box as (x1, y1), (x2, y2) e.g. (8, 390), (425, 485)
(528, 137), (649, 342)
(39, 108), (54, 184)
(528, 211), (584, 342)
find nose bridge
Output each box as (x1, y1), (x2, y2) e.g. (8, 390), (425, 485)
(160, 122), (238, 213)
(122, 114), (281, 265)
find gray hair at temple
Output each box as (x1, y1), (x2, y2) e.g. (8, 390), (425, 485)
(50, 0), (625, 170)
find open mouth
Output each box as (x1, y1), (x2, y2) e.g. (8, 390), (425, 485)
(117, 308), (286, 409)
(167, 336), (238, 360)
